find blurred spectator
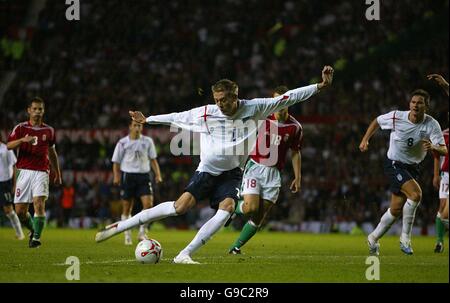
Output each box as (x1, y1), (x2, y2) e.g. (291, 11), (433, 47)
(60, 181), (75, 227)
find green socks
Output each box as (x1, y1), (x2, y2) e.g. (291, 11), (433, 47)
(235, 200), (244, 215)
(230, 221), (258, 250)
(20, 212), (34, 231)
(436, 215), (445, 243)
(32, 216), (46, 240)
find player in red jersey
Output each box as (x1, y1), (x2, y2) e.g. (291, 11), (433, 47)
(7, 97), (62, 248)
(428, 74), (449, 252)
(228, 86), (303, 254)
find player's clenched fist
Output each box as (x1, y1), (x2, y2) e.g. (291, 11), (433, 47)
(22, 134), (37, 144)
(359, 139), (369, 152)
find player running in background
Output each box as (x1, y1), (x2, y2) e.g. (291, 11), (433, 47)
(428, 74), (449, 252)
(7, 97), (62, 248)
(432, 127), (449, 252)
(0, 134), (24, 240)
(359, 89), (447, 255)
(96, 66), (334, 264)
(112, 120), (163, 245)
(228, 86), (303, 254)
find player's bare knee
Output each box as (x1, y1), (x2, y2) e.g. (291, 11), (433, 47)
(218, 199), (235, 213)
(409, 191), (422, 203)
(243, 201), (259, 214)
(174, 194), (195, 214)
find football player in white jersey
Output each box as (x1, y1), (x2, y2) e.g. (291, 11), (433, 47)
(359, 89), (447, 255)
(96, 65), (334, 264)
(0, 134), (24, 240)
(111, 120), (162, 245)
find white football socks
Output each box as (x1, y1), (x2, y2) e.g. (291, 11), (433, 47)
(179, 209), (231, 257)
(6, 211), (24, 238)
(370, 208), (397, 242)
(117, 201), (176, 233)
(121, 214), (132, 240)
(401, 199), (420, 244)
(139, 224), (147, 235)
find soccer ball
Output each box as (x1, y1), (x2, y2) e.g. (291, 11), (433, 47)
(135, 239), (163, 264)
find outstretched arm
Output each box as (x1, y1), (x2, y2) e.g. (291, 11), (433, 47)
(427, 74), (449, 96)
(129, 110), (187, 125)
(129, 107), (206, 132)
(359, 118), (380, 152)
(254, 66), (334, 117)
(317, 65), (334, 91)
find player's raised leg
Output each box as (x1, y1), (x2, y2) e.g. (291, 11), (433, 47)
(95, 192), (195, 243)
(174, 197), (234, 264)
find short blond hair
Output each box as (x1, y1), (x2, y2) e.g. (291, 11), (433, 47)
(211, 79), (238, 97)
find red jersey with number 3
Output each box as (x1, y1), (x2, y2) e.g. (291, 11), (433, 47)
(250, 114), (303, 171)
(441, 128), (449, 172)
(8, 121), (56, 172)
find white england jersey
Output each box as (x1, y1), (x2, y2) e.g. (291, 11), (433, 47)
(0, 142), (17, 181)
(112, 135), (157, 173)
(146, 84), (318, 175)
(377, 110), (445, 164)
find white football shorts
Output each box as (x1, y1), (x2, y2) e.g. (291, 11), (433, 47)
(439, 171), (449, 199)
(241, 159), (281, 203)
(14, 169), (49, 203)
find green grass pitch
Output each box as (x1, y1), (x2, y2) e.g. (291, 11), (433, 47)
(0, 227), (448, 283)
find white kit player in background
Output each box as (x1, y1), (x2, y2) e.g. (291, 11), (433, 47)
(0, 136), (24, 240)
(360, 89), (447, 255)
(112, 120), (162, 245)
(96, 66), (334, 265)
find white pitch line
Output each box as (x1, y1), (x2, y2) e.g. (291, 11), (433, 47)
(52, 255), (445, 266)
(53, 259), (136, 266)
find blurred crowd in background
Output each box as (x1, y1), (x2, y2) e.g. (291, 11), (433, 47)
(1, 0), (448, 234)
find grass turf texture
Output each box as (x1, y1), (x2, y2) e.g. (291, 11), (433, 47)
(0, 228), (447, 283)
